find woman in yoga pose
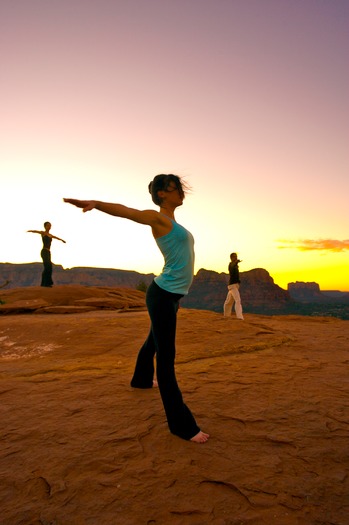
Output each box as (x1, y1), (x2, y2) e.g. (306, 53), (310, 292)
(64, 174), (209, 443)
(27, 222), (66, 287)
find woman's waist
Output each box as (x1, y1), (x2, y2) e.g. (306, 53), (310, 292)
(149, 280), (185, 300)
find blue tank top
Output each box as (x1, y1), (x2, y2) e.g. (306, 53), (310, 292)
(154, 220), (194, 295)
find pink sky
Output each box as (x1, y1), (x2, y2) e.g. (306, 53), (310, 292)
(1, 0), (348, 290)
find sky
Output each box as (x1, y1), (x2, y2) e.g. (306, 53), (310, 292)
(1, 0), (348, 291)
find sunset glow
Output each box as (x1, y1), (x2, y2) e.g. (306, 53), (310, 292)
(1, 0), (348, 291)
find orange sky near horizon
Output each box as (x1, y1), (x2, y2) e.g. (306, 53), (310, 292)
(1, 0), (348, 292)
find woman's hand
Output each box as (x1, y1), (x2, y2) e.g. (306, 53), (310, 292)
(63, 198), (96, 213)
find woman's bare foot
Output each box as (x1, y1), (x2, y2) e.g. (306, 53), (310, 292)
(152, 379), (158, 387)
(190, 431), (210, 443)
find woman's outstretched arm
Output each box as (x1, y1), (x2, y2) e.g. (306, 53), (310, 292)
(63, 198), (170, 236)
(51, 235), (66, 243)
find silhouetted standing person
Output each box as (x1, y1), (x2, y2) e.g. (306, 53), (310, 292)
(27, 222), (66, 287)
(64, 174), (209, 443)
(223, 252), (244, 320)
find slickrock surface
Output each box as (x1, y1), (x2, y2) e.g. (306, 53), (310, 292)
(0, 286), (348, 524)
(0, 285), (147, 315)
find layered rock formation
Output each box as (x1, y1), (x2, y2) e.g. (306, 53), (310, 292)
(1, 263), (348, 318)
(0, 263), (154, 289)
(0, 263), (292, 314)
(182, 267), (292, 314)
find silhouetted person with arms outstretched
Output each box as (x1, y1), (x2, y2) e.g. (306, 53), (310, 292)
(27, 222), (66, 287)
(64, 174), (209, 444)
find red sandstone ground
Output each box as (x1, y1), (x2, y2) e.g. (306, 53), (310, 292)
(0, 286), (348, 525)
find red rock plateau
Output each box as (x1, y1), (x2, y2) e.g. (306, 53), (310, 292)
(0, 286), (348, 524)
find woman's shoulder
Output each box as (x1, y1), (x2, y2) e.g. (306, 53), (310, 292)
(151, 212), (174, 238)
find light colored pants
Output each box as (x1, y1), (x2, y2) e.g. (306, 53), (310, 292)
(223, 284), (244, 319)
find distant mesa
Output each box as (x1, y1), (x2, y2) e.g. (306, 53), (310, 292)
(288, 281), (322, 302)
(288, 281), (349, 304)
